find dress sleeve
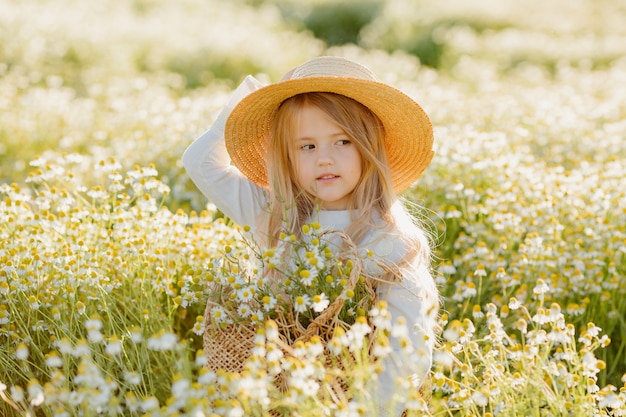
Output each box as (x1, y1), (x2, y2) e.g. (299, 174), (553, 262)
(375, 262), (438, 416)
(182, 75), (270, 229)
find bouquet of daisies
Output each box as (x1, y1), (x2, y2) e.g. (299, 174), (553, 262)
(202, 222), (377, 373)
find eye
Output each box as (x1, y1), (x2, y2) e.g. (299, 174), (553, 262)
(300, 144), (315, 151)
(337, 139), (351, 146)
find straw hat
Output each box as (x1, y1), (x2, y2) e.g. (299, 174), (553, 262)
(224, 56), (434, 193)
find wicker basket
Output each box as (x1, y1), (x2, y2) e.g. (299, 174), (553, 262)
(202, 231), (378, 373)
(202, 302), (258, 373)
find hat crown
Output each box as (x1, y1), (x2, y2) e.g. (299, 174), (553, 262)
(291, 56), (378, 82)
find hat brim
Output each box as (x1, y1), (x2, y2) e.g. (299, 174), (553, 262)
(224, 77), (434, 193)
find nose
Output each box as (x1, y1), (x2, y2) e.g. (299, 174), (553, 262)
(317, 146), (334, 166)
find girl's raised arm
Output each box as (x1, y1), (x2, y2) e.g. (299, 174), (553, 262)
(183, 76), (269, 227)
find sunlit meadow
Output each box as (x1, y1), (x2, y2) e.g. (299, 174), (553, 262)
(1, 0), (626, 415)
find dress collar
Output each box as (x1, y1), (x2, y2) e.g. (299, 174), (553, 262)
(309, 210), (353, 229)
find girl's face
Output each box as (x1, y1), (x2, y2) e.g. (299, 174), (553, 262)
(292, 104), (362, 210)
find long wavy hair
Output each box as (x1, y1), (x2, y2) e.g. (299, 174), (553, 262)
(265, 92), (434, 275)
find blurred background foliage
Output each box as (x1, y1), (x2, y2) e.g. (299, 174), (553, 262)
(1, 0), (625, 205)
(3, 0), (625, 91)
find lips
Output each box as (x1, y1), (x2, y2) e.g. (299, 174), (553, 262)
(317, 174), (339, 181)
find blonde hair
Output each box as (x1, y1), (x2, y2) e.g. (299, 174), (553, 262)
(265, 92), (433, 280)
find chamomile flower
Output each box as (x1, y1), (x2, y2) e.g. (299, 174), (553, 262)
(15, 343), (29, 361)
(55, 337), (73, 355)
(72, 339), (90, 358)
(508, 297), (522, 310)
(139, 396), (159, 412)
(293, 295), (311, 313)
(45, 352), (63, 368)
(346, 317), (371, 351)
(250, 310), (264, 323)
(123, 371), (142, 386)
(304, 249), (325, 269)
(237, 286), (254, 302)
(306, 336), (324, 357)
(298, 269), (316, 286)
(128, 326), (143, 343)
(312, 293), (329, 312)
(28, 295), (40, 310)
(146, 331), (178, 351)
(105, 336), (123, 356)
(10, 385), (25, 403)
(372, 333), (392, 358)
(85, 317), (103, 338)
(237, 304), (252, 318)
(210, 306), (230, 324)
(192, 315), (204, 336)
(533, 278), (550, 296)
(261, 295), (277, 311)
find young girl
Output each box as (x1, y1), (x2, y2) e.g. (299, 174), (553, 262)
(183, 56), (439, 415)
